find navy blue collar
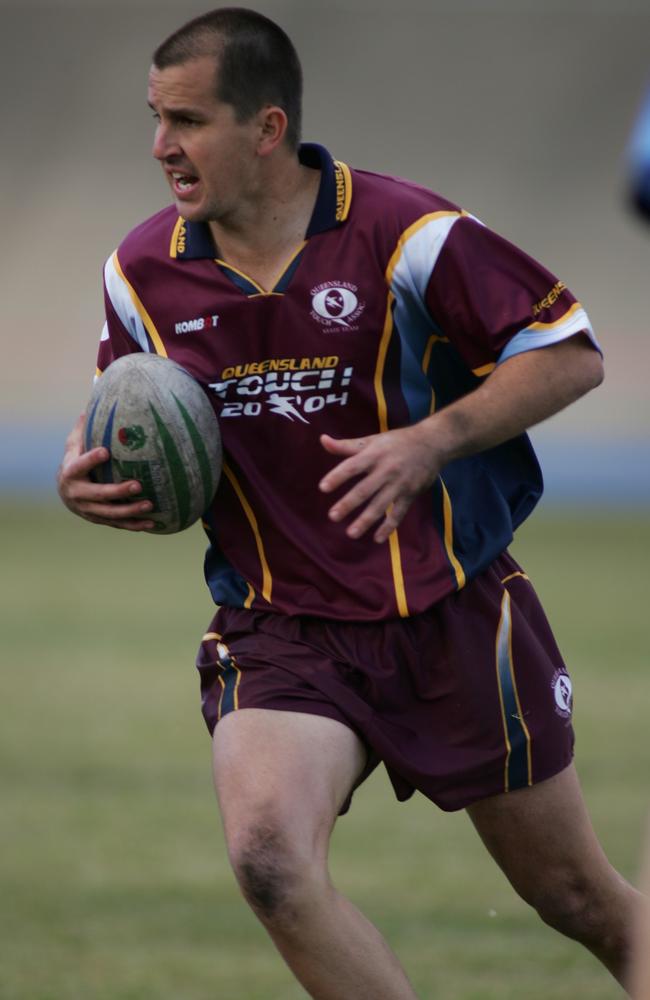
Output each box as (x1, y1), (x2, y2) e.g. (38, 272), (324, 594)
(169, 143), (352, 260)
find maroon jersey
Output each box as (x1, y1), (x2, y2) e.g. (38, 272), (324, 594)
(97, 143), (598, 621)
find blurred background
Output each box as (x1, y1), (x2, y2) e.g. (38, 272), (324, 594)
(1, 0), (649, 500)
(1, 2), (649, 999)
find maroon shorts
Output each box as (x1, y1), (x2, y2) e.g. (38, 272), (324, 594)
(195, 552), (574, 812)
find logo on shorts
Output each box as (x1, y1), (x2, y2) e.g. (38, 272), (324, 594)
(551, 670), (573, 719)
(310, 281), (365, 330)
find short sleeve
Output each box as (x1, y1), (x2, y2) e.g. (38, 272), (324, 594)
(424, 216), (600, 374)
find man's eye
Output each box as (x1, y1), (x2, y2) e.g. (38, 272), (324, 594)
(151, 112), (161, 122)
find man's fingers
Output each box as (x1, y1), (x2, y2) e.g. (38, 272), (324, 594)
(78, 498), (153, 524)
(319, 437), (376, 493)
(85, 514), (156, 532)
(59, 414), (109, 484)
(327, 469), (386, 522)
(320, 433), (367, 456)
(66, 446), (110, 478)
(373, 497), (412, 544)
(346, 483), (411, 538)
(349, 494), (412, 544)
(319, 434), (371, 492)
(320, 424), (440, 543)
(72, 478), (144, 504)
(57, 414), (154, 531)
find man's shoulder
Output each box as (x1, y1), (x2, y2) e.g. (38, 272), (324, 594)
(113, 205), (180, 269)
(349, 164), (462, 220)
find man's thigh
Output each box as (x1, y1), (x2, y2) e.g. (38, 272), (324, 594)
(466, 763), (614, 897)
(213, 708), (368, 857)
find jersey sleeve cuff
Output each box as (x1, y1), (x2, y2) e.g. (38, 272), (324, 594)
(497, 305), (602, 365)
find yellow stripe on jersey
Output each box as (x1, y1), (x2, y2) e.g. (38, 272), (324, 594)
(169, 216), (186, 258)
(421, 334), (450, 415)
(440, 478), (466, 590)
(222, 462), (273, 604)
(385, 210), (463, 286)
(527, 300), (583, 332)
(421, 336), (435, 376)
(112, 252), (168, 357)
(374, 292), (394, 433)
(472, 362), (496, 377)
(270, 241), (308, 288)
(243, 582), (256, 609)
(374, 291), (409, 618)
(501, 571), (530, 586)
(388, 531), (409, 618)
(333, 160), (353, 221)
(215, 259), (266, 294)
(421, 333), (451, 375)
(221, 241), (307, 297)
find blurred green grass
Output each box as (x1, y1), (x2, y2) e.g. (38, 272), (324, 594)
(1, 500), (647, 999)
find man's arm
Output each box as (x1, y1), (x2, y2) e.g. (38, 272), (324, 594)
(319, 335), (603, 544)
(57, 414), (156, 530)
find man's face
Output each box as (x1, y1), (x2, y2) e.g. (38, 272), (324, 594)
(148, 56), (260, 223)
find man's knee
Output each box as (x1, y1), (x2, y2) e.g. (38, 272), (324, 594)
(227, 818), (323, 925)
(517, 868), (610, 944)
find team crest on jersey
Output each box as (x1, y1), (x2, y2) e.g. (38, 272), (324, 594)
(551, 669), (573, 719)
(310, 281), (365, 330)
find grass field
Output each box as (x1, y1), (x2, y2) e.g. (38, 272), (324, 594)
(1, 500), (647, 999)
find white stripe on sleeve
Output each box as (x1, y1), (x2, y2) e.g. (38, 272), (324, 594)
(103, 253), (151, 352)
(498, 306), (601, 364)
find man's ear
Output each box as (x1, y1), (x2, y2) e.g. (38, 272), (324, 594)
(256, 105), (288, 156)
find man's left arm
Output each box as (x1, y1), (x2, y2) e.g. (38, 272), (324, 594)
(319, 335), (603, 544)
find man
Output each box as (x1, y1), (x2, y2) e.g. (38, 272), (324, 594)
(57, 8), (640, 998)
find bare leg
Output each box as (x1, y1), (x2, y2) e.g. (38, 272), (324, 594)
(212, 708), (419, 1000)
(468, 763), (643, 989)
(631, 815), (650, 999)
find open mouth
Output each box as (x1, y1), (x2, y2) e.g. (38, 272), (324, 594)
(171, 172), (199, 196)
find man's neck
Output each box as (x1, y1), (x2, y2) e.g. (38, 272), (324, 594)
(208, 154), (320, 270)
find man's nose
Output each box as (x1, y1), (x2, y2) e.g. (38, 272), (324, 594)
(152, 122), (180, 162)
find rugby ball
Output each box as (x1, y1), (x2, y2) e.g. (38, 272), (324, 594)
(84, 353), (221, 534)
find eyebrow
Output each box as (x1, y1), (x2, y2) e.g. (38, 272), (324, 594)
(147, 102), (204, 118)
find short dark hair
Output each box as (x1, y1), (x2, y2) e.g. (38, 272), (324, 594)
(153, 8), (303, 150)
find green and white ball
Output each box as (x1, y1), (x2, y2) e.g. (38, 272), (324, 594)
(85, 353), (221, 534)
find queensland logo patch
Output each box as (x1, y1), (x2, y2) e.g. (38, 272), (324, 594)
(551, 669), (573, 719)
(310, 281), (365, 330)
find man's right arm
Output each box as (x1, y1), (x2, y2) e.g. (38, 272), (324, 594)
(59, 243), (160, 530)
(56, 413), (156, 531)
